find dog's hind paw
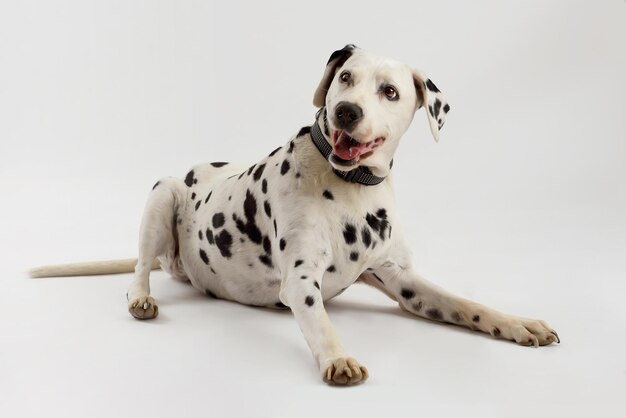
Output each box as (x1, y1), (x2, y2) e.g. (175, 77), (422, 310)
(128, 296), (159, 320)
(322, 357), (369, 386)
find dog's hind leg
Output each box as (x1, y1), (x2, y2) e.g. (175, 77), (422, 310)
(127, 177), (188, 319)
(363, 264), (560, 347)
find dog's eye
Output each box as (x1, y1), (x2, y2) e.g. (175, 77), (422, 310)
(339, 71), (351, 83)
(383, 85), (399, 101)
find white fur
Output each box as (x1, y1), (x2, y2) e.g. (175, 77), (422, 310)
(30, 46), (558, 385)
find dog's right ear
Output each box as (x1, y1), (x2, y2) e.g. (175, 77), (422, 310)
(313, 44), (357, 108)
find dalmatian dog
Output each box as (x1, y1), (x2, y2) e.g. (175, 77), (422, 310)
(30, 45), (559, 385)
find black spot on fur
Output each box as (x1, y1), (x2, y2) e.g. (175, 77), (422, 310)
(184, 170), (195, 187)
(349, 251), (359, 261)
(206, 228), (215, 245)
(205, 191), (212, 204)
(152, 181), (160, 190)
(451, 312), (462, 322)
(389, 159), (394, 169)
(326, 265), (336, 273)
(195, 201), (201, 211)
(215, 230), (233, 258)
(243, 189), (257, 220)
(268, 146), (281, 157)
(262, 236), (272, 254)
(443, 103), (450, 113)
(199, 249), (209, 264)
(428, 105), (434, 117)
(343, 223), (357, 244)
(305, 296), (314, 307)
(238, 172), (245, 180)
(366, 210), (391, 240)
(492, 327), (501, 337)
(275, 301), (287, 309)
(294, 260), (303, 268)
(366, 213), (381, 231)
(372, 273), (384, 284)
(413, 301), (423, 312)
(262, 179), (268, 194)
(279, 238), (286, 251)
(361, 227), (372, 248)
(234, 215), (262, 245)
(401, 288), (415, 300)
(264, 201), (272, 218)
(212, 213), (225, 228)
(425, 79), (441, 93)
(314, 281), (320, 289)
(253, 163), (266, 181)
(426, 308), (443, 320)
(295, 172), (301, 178)
(472, 315), (480, 323)
(259, 254), (273, 268)
(280, 160), (290, 175)
(211, 162), (229, 167)
(287, 141), (295, 153)
(273, 219), (277, 237)
(300, 275), (307, 279)
(433, 98), (442, 119)
(297, 126), (311, 137)
(198, 230), (203, 240)
(247, 164), (256, 176)
(234, 191), (263, 245)
(191, 192), (196, 200)
(322, 190), (334, 200)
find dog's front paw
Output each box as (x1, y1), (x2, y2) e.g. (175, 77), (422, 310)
(322, 357), (369, 385)
(128, 296), (159, 320)
(492, 317), (559, 347)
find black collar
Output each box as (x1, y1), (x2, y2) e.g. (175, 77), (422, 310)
(310, 120), (386, 186)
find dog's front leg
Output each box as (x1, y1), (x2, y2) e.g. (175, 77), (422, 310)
(279, 259), (368, 385)
(363, 263), (559, 347)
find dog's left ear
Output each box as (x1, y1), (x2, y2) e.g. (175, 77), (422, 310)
(313, 44), (357, 108)
(412, 69), (450, 142)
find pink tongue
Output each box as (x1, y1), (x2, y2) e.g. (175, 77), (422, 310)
(334, 134), (368, 160)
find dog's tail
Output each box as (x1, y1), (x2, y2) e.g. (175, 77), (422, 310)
(28, 258), (160, 278)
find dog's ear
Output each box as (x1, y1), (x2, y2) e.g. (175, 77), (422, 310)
(412, 69), (450, 142)
(313, 44), (357, 108)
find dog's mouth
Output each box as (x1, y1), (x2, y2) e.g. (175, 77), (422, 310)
(330, 130), (385, 167)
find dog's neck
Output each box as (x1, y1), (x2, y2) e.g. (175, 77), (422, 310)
(310, 108), (387, 186)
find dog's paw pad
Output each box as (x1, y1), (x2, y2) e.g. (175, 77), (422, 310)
(128, 296), (159, 320)
(322, 357), (368, 385)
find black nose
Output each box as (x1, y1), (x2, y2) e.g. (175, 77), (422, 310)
(334, 101), (363, 131)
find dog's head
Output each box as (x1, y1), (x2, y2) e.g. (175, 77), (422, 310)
(313, 45), (450, 176)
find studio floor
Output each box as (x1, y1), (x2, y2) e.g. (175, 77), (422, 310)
(1, 205), (625, 417)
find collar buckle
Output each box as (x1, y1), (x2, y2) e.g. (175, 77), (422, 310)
(342, 169), (359, 183)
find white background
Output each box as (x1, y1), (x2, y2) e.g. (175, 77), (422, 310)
(1, 1), (625, 417)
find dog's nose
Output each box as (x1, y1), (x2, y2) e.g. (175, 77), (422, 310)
(334, 102), (363, 131)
